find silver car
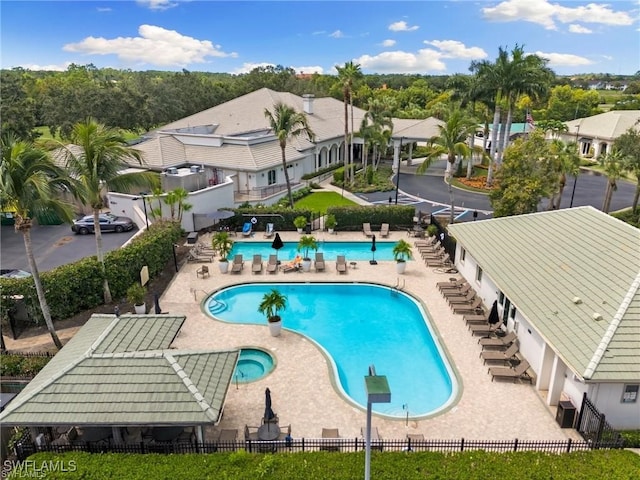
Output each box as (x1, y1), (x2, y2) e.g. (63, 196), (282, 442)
(71, 213), (136, 235)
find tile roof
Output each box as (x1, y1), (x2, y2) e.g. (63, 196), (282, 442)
(566, 110), (640, 140)
(448, 207), (640, 382)
(0, 315), (239, 426)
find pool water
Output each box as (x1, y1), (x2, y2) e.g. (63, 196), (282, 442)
(233, 348), (275, 383)
(207, 283), (457, 418)
(229, 241), (404, 262)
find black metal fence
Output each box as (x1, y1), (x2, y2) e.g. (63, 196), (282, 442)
(15, 436), (622, 460)
(576, 392), (624, 447)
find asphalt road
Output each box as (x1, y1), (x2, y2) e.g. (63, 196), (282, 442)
(1, 223), (138, 273)
(359, 160), (636, 222)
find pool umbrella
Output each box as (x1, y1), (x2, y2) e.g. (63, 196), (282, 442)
(370, 235), (377, 265)
(264, 388), (276, 423)
(488, 300), (500, 325)
(206, 209), (235, 221)
(271, 233), (284, 264)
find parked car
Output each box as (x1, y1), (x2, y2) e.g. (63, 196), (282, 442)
(71, 213), (136, 235)
(0, 269), (32, 279)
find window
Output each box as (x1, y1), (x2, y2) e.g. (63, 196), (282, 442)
(498, 292), (505, 306)
(475, 266), (483, 283)
(510, 306), (517, 319)
(460, 248), (466, 263)
(622, 385), (639, 403)
(267, 170), (276, 185)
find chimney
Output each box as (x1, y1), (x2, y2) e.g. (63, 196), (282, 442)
(303, 94), (314, 115)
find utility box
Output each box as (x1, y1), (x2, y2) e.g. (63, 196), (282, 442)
(187, 232), (198, 245)
(305, 222), (311, 234)
(556, 400), (576, 428)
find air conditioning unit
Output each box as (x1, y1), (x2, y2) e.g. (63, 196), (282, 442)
(165, 167), (178, 175)
(190, 165), (200, 173)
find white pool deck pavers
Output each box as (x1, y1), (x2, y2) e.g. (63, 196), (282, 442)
(165, 229), (582, 443)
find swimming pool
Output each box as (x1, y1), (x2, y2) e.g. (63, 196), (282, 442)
(229, 241), (404, 261)
(233, 348), (275, 383)
(206, 283), (458, 418)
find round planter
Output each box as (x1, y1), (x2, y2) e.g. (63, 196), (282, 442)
(301, 259), (312, 272)
(218, 261), (229, 274)
(268, 320), (282, 337)
(296, 228), (303, 234)
(327, 228), (335, 234)
(396, 261), (407, 274)
(134, 303), (146, 314)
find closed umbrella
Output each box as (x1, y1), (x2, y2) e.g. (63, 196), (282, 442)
(271, 233), (284, 264)
(488, 300), (500, 325)
(153, 292), (162, 314)
(370, 235), (377, 265)
(264, 388), (276, 423)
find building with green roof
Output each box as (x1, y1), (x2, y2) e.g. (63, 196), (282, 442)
(448, 206), (639, 429)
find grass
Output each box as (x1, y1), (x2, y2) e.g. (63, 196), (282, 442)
(294, 191), (358, 214)
(34, 126), (140, 142)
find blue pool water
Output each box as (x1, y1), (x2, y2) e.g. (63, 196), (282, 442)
(207, 283), (457, 418)
(233, 348), (275, 383)
(229, 241), (404, 261)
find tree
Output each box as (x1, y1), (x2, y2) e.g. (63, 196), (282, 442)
(547, 140), (581, 210)
(164, 187), (192, 222)
(336, 62), (362, 184)
(0, 134), (77, 349)
(599, 150), (625, 213)
(416, 106), (484, 224)
(614, 126), (640, 212)
(489, 130), (558, 217)
(60, 118), (158, 303)
(264, 103), (315, 208)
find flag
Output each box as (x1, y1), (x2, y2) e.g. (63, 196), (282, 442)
(526, 111), (535, 130)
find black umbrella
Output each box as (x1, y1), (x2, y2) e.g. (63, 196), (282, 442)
(488, 300), (500, 325)
(264, 388), (276, 423)
(271, 233), (284, 263)
(153, 292), (162, 314)
(206, 209), (235, 221)
(370, 235), (377, 265)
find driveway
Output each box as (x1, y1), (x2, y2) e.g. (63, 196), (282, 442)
(1, 223), (138, 273)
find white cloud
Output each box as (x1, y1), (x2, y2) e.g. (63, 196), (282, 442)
(568, 24), (592, 34)
(534, 51), (593, 68)
(136, 0), (178, 11)
(17, 62), (72, 72)
(482, 0), (634, 30)
(329, 30), (344, 38)
(381, 39), (396, 47)
(63, 25), (237, 68)
(232, 62), (273, 74)
(96, 7), (112, 13)
(355, 50), (446, 74)
(292, 65), (324, 75)
(388, 21), (419, 32)
(424, 40), (487, 59)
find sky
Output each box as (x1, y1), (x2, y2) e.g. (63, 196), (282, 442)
(1, 0), (638, 76)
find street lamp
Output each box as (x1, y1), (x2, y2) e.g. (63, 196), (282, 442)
(570, 123), (581, 208)
(132, 194), (149, 230)
(364, 365), (391, 480)
(172, 244), (179, 273)
(395, 137), (405, 205)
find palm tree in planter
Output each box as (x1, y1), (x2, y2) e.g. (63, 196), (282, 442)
(258, 289), (288, 337)
(212, 231), (234, 273)
(127, 282), (147, 314)
(297, 235), (318, 272)
(393, 239), (413, 274)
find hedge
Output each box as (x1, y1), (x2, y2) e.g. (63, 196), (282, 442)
(327, 205), (415, 231)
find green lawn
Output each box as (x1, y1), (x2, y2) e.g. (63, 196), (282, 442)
(294, 191), (357, 214)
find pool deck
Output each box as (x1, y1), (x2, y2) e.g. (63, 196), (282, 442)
(164, 228), (583, 443)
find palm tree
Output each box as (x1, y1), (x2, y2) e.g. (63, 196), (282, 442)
(416, 106), (484, 224)
(613, 126), (640, 213)
(336, 61), (362, 184)
(358, 98), (394, 172)
(0, 134), (77, 349)
(60, 118), (158, 303)
(547, 140), (581, 210)
(164, 187), (192, 222)
(264, 102), (315, 208)
(600, 150), (625, 213)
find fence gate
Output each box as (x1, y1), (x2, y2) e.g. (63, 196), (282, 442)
(576, 392), (623, 447)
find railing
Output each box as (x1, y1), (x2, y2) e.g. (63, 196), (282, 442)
(576, 392), (624, 448)
(15, 437), (623, 460)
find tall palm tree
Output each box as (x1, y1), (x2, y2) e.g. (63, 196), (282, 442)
(358, 98), (394, 172)
(264, 102), (315, 208)
(547, 140), (581, 210)
(336, 61), (362, 184)
(0, 134), (77, 349)
(613, 126), (640, 213)
(600, 150), (625, 213)
(416, 107), (484, 224)
(61, 118), (158, 303)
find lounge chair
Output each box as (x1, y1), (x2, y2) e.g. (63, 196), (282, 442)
(321, 428), (340, 452)
(282, 257), (301, 273)
(480, 342), (519, 364)
(479, 331), (517, 348)
(187, 249), (213, 263)
(244, 425), (260, 441)
(442, 283), (473, 298)
(452, 297), (483, 315)
(242, 222), (252, 237)
(363, 223), (373, 237)
(267, 254), (278, 274)
(216, 428), (238, 451)
(447, 291), (477, 305)
(380, 223), (390, 238)
(231, 254), (244, 273)
(464, 313), (489, 325)
(264, 223), (275, 238)
(436, 278), (466, 290)
(251, 254), (263, 274)
(489, 359), (532, 383)
(336, 255), (347, 274)
(314, 252), (326, 272)
(469, 321), (502, 336)
(360, 426), (383, 451)
(406, 433), (424, 442)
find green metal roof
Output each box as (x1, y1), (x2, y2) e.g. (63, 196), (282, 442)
(448, 207), (640, 382)
(0, 314), (239, 426)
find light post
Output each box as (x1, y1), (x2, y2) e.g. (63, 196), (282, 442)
(132, 194), (149, 229)
(570, 123), (581, 208)
(364, 365), (391, 480)
(172, 244), (179, 273)
(395, 137), (404, 205)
